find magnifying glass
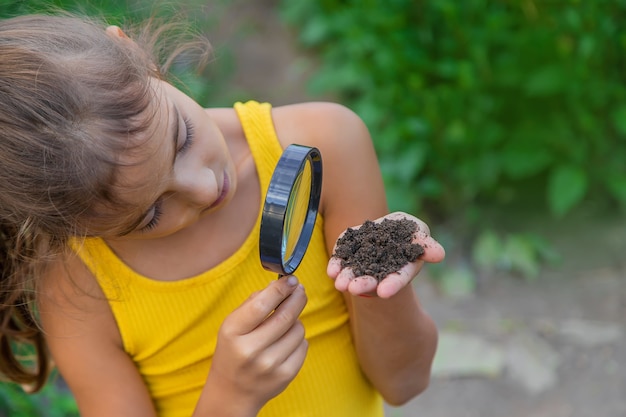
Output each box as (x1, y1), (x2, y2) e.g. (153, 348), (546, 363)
(259, 144), (323, 276)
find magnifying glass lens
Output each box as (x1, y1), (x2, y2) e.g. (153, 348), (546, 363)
(259, 144), (322, 276)
(282, 160), (312, 263)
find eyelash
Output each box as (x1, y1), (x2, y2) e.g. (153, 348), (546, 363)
(141, 199), (163, 232)
(139, 116), (194, 233)
(178, 117), (195, 154)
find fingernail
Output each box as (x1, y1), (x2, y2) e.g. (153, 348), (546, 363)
(286, 275), (298, 287)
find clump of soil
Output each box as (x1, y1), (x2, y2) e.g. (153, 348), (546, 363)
(333, 218), (425, 282)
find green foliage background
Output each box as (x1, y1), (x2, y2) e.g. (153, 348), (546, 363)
(280, 0), (626, 225)
(0, 0), (233, 106)
(1, 0), (625, 414)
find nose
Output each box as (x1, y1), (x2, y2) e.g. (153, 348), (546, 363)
(173, 165), (218, 207)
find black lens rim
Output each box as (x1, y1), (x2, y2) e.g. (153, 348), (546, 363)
(259, 144), (323, 275)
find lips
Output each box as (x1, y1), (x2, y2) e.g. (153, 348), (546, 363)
(209, 173), (229, 209)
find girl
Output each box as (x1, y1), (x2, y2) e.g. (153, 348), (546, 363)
(0, 13), (445, 417)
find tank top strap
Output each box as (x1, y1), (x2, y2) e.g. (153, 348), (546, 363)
(234, 101), (284, 192)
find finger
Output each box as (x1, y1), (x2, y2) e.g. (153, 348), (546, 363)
(327, 257), (343, 279)
(333, 266), (355, 292)
(375, 261), (422, 298)
(257, 320), (306, 374)
(231, 276), (300, 334)
(418, 236), (446, 263)
(346, 276), (378, 295)
(334, 264), (378, 296)
(254, 284), (307, 342)
(327, 227), (348, 277)
(277, 337), (308, 382)
(385, 212), (445, 263)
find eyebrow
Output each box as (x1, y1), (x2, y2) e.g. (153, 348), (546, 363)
(116, 101), (179, 236)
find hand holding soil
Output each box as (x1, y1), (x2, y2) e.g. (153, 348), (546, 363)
(328, 212), (445, 299)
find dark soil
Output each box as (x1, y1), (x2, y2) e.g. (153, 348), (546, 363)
(333, 218), (425, 281)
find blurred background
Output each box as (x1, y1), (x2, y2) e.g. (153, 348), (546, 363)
(1, 0), (625, 416)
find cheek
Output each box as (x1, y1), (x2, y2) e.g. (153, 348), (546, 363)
(197, 114), (228, 151)
(149, 214), (193, 239)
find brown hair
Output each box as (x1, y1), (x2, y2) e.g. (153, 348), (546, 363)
(0, 13), (210, 391)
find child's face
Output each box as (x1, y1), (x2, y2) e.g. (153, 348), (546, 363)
(107, 79), (237, 240)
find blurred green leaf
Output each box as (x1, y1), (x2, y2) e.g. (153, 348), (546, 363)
(611, 105), (626, 137)
(503, 235), (541, 280)
(299, 16), (330, 46)
(605, 175), (626, 207)
(379, 143), (427, 184)
(525, 66), (566, 96)
(439, 266), (476, 298)
(547, 165), (588, 217)
(281, 0), (624, 232)
(501, 144), (552, 179)
(384, 182), (418, 214)
(524, 233), (562, 267)
(472, 230), (502, 270)
(0, 379), (78, 417)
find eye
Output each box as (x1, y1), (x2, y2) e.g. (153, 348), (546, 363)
(177, 117), (194, 154)
(139, 199), (163, 232)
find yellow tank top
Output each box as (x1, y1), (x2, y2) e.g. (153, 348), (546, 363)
(71, 101), (383, 417)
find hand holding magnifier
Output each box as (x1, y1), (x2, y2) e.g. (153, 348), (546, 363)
(259, 144), (322, 276)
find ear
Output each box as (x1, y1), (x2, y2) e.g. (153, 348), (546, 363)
(105, 25), (159, 74)
(105, 25), (130, 40)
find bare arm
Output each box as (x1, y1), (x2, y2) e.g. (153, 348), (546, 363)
(273, 102), (443, 405)
(39, 253), (158, 417)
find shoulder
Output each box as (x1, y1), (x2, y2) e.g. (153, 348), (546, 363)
(38, 249), (156, 414)
(207, 101), (367, 150)
(271, 102), (389, 250)
(38, 248), (121, 347)
(270, 102), (375, 177)
(206, 101), (367, 151)
(271, 102), (368, 149)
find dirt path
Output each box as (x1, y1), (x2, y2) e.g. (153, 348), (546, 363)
(201, 0), (322, 106)
(398, 204), (626, 417)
